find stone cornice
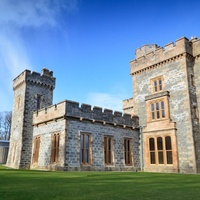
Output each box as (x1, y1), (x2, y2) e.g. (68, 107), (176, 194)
(130, 52), (194, 76)
(145, 91), (170, 101)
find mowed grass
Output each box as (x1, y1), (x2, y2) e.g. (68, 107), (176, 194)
(1, 165), (200, 200)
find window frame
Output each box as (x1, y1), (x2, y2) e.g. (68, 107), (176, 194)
(151, 76), (164, 93)
(32, 136), (41, 164)
(150, 100), (165, 121)
(149, 136), (173, 166)
(104, 136), (114, 165)
(51, 133), (60, 164)
(124, 138), (132, 166)
(80, 133), (91, 165)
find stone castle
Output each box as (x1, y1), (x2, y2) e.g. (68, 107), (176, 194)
(6, 36), (200, 173)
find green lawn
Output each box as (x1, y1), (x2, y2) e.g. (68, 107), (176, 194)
(1, 165), (200, 200)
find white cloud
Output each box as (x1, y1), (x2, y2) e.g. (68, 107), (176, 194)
(0, 0), (78, 28)
(86, 92), (124, 112)
(0, 0), (78, 111)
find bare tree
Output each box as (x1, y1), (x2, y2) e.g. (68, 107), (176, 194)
(0, 111), (12, 140)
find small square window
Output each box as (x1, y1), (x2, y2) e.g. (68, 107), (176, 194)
(151, 76), (164, 93)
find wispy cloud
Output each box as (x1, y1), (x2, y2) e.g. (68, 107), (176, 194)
(86, 92), (123, 112)
(0, 0), (78, 111)
(86, 85), (131, 112)
(0, 0), (78, 28)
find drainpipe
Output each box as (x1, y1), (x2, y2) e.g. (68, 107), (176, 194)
(139, 126), (144, 172)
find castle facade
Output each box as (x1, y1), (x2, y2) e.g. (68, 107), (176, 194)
(123, 36), (200, 173)
(6, 69), (140, 171)
(6, 36), (200, 173)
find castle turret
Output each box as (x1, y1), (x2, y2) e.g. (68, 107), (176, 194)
(6, 68), (55, 169)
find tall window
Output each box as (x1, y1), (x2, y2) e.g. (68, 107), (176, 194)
(32, 137), (40, 164)
(165, 136), (172, 164)
(152, 76), (163, 93)
(151, 101), (165, 120)
(104, 136), (113, 165)
(157, 137), (164, 164)
(36, 95), (42, 109)
(80, 133), (90, 164)
(124, 138), (132, 165)
(149, 136), (173, 165)
(51, 133), (60, 163)
(149, 138), (155, 164)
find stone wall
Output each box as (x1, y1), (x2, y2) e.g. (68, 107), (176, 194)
(31, 118), (66, 170)
(32, 100), (140, 171)
(65, 119), (140, 171)
(124, 37), (200, 173)
(7, 69), (55, 169)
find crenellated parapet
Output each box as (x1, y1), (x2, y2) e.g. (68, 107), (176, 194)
(33, 100), (139, 128)
(13, 68), (55, 90)
(131, 37), (196, 75)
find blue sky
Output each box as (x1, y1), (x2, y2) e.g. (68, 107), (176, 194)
(0, 0), (200, 112)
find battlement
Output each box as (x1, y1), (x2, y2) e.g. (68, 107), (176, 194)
(33, 100), (139, 128)
(131, 37), (197, 75)
(13, 68), (55, 90)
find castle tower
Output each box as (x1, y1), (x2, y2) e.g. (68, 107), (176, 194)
(123, 37), (200, 173)
(6, 68), (55, 169)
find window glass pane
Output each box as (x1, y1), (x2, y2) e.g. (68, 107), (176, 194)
(85, 149), (88, 163)
(149, 138), (155, 150)
(81, 135), (84, 149)
(152, 112), (155, 120)
(162, 110), (165, 118)
(166, 151), (173, 164)
(128, 140), (130, 150)
(150, 152), (155, 164)
(86, 135), (89, 149)
(156, 102), (159, 110)
(151, 104), (154, 111)
(108, 138), (111, 150)
(157, 137), (163, 150)
(165, 136), (172, 150)
(157, 111), (160, 119)
(159, 79), (162, 90)
(154, 81), (157, 92)
(161, 101), (164, 109)
(158, 151), (164, 164)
